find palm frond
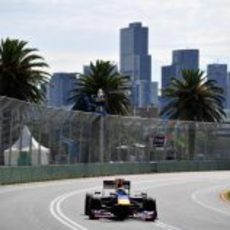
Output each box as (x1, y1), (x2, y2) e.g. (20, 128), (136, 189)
(0, 37), (50, 103)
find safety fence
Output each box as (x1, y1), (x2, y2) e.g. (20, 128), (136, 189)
(0, 160), (230, 185)
(0, 96), (230, 166)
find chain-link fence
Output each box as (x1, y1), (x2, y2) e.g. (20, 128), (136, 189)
(0, 96), (229, 166)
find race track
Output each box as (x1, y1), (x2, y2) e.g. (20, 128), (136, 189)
(0, 171), (229, 230)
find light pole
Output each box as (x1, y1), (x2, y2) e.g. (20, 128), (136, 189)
(95, 89), (106, 163)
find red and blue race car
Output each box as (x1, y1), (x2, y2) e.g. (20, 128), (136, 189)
(84, 178), (158, 221)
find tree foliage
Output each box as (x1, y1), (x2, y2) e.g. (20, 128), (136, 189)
(71, 60), (130, 115)
(161, 70), (226, 122)
(0, 38), (49, 103)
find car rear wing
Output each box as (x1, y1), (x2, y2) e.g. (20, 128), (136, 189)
(103, 179), (131, 190)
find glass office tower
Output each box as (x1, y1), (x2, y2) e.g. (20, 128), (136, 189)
(161, 49), (199, 115)
(48, 73), (78, 108)
(120, 22), (152, 107)
(207, 64), (228, 108)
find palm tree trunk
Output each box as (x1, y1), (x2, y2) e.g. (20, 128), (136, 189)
(188, 122), (196, 160)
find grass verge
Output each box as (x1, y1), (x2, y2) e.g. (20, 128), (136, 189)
(221, 190), (230, 201)
(226, 191), (230, 201)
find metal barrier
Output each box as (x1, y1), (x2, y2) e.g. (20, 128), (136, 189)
(0, 96), (230, 166)
(0, 161), (229, 185)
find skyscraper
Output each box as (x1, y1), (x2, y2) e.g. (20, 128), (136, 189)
(161, 65), (176, 90)
(161, 49), (199, 92)
(150, 82), (158, 107)
(160, 65), (176, 112)
(228, 72), (230, 109)
(172, 49), (199, 78)
(120, 22), (152, 108)
(161, 49), (199, 115)
(47, 72), (78, 108)
(207, 64), (228, 108)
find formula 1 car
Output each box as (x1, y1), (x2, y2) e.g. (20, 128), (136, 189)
(84, 178), (158, 221)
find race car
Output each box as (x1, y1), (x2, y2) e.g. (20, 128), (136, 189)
(84, 178), (158, 221)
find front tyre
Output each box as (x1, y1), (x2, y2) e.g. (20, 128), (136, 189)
(143, 198), (157, 221)
(84, 194), (92, 215)
(89, 198), (101, 220)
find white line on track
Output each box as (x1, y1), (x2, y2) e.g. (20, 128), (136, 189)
(50, 187), (99, 230)
(191, 184), (230, 217)
(154, 221), (182, 230)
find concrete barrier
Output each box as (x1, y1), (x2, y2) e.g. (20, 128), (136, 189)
(0, 160), (229, 185)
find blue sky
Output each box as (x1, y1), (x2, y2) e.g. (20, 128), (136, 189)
(1, 0), (230, 85)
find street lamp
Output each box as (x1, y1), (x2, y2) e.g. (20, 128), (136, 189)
(95, 89), (106, 163)
(95, 88), (106, 114)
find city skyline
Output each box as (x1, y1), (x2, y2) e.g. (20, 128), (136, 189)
(1, 0), (230, 85)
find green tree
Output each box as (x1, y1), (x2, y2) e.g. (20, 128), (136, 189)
(0, 38), (49, 102)
(0, 38), (49, 165)
(71, 60), (130, 115)
(161, 69), (225, 159)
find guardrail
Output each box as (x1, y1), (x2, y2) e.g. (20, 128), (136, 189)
(0, 160), (229, 185)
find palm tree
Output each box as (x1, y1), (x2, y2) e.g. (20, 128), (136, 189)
(161, 69), (226, 159)
(0, 38), (50, 165)
(71, 60), (131, 115)
(0, 38), (49, 102)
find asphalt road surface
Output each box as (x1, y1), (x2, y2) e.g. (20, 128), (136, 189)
(0, 171), (229, 230)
